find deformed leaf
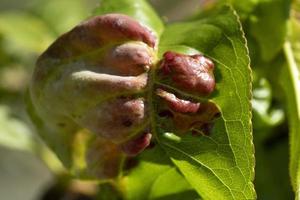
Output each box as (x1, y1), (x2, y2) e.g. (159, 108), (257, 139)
(156, 6), (255, 199)
(28, 1), (256, 200)
(27, 0), (165, 179)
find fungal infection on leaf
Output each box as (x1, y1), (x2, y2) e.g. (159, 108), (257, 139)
(29, 13), (220, 180)
(159, 51), (216, 96)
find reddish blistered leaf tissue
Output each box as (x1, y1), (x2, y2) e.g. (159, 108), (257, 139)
(29, 13), (220, 179)
(160, 51), (215, 95)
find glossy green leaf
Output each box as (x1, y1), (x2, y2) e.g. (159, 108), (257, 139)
(93, 0), (164, 37)
(124, 147), (199, 200)
(124, 147), (172, 200)
(156, 6), (255, 199)
(148, 168), (199, 200)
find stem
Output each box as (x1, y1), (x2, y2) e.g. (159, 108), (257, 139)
(283, 41), (300, 199)
(283, 41), (300, 119)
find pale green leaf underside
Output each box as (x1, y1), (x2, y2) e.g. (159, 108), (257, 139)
(156, 6), (255, 200)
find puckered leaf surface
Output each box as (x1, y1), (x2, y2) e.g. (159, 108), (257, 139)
(156, 6), (255, 200)
(29, 1), (255, 199)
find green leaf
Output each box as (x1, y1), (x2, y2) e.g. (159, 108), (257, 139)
(0, 12), (54, 55)
(124, 146), (199, 200)
(282, 41), (300, 197)
(148, 168), (199, 200)
(93, 0), (164, 37)
(219, 0), (259, 20)
(33, 0), (91, 35)
(156, 6), (255, 199)
(285, 19), (300, 195)
(249, 0), (291, 61)
(124, 147), (172, 200)
(289, 15), (300, 70)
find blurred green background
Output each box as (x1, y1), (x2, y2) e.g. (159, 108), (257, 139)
(0, 0), (295, 199)
(0, 1), (98, 199)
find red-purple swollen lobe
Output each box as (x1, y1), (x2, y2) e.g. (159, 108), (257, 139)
(156, 89), (220, 134)
(79, 98), (146, 143)
(172, 102), (220, 132)
(156, 89), (200, 113)
(102, 42), (154, 76)
(120, 133), (152, 156)
(39, 14), (156, 60)
(160, 51), (215, 95)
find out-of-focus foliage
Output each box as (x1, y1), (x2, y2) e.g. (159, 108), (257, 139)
(0, 105), (34, 151)
(0, 1), (97, 200)
(283, 4), (300, 195)
(221, 0), (299, 199)
(0, 145), (54, 200)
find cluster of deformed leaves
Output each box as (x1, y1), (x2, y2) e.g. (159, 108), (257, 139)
(28, 0), (257, 199)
